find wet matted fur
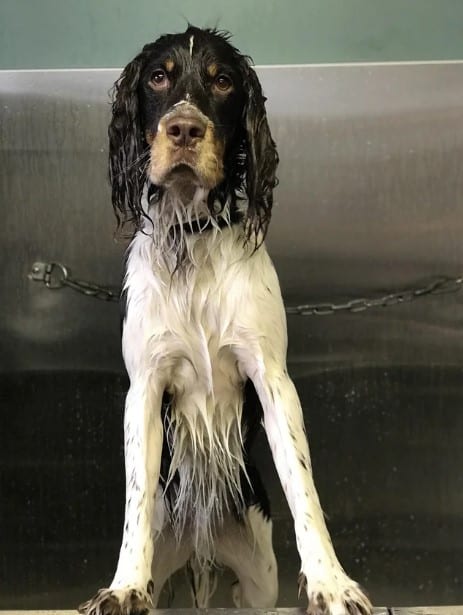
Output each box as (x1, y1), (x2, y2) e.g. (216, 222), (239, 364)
(79, 26), (372, 615)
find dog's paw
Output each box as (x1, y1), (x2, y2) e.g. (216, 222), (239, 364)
(78, 586), (152, 615)
(300, 573), (372, 615)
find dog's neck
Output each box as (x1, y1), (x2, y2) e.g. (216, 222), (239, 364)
(141, 182), (244, 268)
(144, 182), (215, 229)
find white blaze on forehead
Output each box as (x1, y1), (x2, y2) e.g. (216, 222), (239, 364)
(189, 35), (194, 57)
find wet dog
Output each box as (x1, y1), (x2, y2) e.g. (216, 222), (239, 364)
(79, 26), (372, 615)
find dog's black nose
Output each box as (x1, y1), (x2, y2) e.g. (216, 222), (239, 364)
(165, 115), (207, 147)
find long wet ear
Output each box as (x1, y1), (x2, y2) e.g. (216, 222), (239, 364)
(108, 52), (147, 233)
(239, 58), (279, 244)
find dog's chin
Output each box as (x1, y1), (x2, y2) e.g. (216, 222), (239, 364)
(151, 159), (218, 194)
(165, 162), (201, 187)
(148, 162), (209, 203)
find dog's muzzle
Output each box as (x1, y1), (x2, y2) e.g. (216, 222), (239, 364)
(149, 103), (224, 189)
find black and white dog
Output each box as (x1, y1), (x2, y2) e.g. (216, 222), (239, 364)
(79, 26), (372, 615)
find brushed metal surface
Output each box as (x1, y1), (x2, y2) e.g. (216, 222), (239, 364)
(392, 609), (463, 615)
(1, 64), (463, 373)
(2, 608), (463, 615)
(1, 610), (390, 615)
(1, 65), (463, 609)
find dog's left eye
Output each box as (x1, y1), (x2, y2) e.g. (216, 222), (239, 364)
(213, 74), (233, 93)
(150, 69), (169, 90)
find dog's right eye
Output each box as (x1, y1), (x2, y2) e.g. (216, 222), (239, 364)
(150, 69), (169, 90)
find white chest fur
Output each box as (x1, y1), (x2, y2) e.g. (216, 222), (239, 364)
(121, 223), (285, 553)
(123, 225), (262, 381)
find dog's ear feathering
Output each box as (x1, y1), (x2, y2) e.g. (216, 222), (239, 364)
(238, 56), (279, 244)
(108, 51), (147, 234)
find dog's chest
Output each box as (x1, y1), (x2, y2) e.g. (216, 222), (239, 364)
(124, 229), (253, 392)
(162, 267), (244, 395)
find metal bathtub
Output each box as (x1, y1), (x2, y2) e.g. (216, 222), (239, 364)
(1, 63), (463, 609)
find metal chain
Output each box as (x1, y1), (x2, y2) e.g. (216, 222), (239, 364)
(29, 261), (463, 315)
(29, 261), (119, 302)
(286, 275), (463, 316)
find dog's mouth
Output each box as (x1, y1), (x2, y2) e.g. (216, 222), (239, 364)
(165, 160), (201, 185)
(169, 146), (200, 169)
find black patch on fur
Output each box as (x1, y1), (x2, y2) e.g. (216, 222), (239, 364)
(235, 378), (271, 520)
(316, 591), (328, 613)
(119, 247), (131, 335)
(173, 205), (244, 235)
(120, 288), (128, 329)
(159, 379), (271, 524)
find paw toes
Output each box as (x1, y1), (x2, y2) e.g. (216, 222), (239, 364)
(78, 587), (150, 615)
(342, 586), (372, 615)
(305, 579), (372, 615)
(129, 589), (148, 612)
(344, 597), (372, 615)
(306, 591), (330, 615)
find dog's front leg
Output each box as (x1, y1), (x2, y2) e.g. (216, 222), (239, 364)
(251, 366), (372, 615)
(79, 379), (163, 615)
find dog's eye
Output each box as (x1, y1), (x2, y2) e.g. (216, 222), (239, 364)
(150, 69), (169, 89)
(213, 74), (233, 93)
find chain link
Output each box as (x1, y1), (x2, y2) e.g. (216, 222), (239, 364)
(29, 261), (463, 315)
(29, 261), (119, 302)
(286, 275), (463, 316)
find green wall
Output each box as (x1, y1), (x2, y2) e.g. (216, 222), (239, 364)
(1, 0), (462, 69)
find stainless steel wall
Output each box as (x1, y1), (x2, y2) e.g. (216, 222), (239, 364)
(1, 64), (463, 609)
(2, 65), (463, 372)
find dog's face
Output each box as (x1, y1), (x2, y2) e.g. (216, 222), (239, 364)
(109, 26), (278, 242)
(138, 30), (247, 191)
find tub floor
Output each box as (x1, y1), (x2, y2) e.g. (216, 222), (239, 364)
(1, 367), (463, 609)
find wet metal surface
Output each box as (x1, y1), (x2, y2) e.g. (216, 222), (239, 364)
(1, 64), (463, 609)
(2, 367), (463, 608)
(1, 610), (387, 615)
(3, 609), (463, 615)
(1, 64), (463, 373)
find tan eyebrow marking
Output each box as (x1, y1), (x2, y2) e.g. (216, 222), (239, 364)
(207, 63), (218, 77)
(165, 59), (175, 72)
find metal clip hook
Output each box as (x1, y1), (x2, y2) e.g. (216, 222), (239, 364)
(29, 261), (69, 289)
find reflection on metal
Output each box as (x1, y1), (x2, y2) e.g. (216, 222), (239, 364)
(2, 64), (463, 609)
(3, 608), (463, 615)
(393, 610), (463, 615)
(2, 63), (463, 371)
(28, 260), (463, 314)
(0, 608), (392, 615)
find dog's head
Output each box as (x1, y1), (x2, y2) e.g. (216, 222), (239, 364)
(109, 26), (278, 242)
